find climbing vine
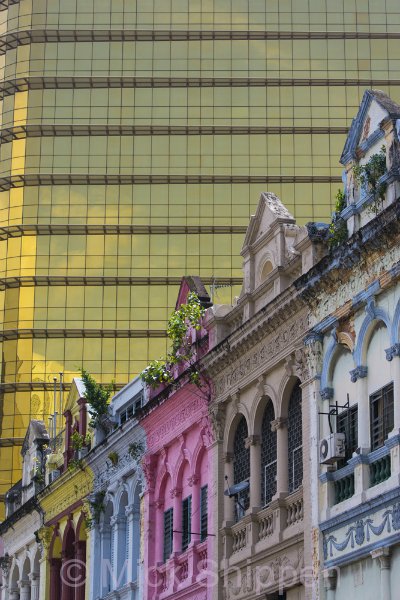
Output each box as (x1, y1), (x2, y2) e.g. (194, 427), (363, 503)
(140, 292), (206, 388)
(353, 146), (387, 213)
(328, 189), (348, 248)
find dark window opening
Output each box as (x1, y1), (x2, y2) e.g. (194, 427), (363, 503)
(233, 416), (250, 517)
(182, 495), (192, 552)
(288, 381), (303, 493)
(163, 508), (173, 562)
(200, 485), (208, 542)
(370, 382), (394, 451)
(337, 404), (358, 466)
(261, 400), (277, 506)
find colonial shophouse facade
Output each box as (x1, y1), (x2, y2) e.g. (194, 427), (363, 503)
(86, 375), (146, 600)
(141, 277), (214, 600)
(295, 91), (400, 600)
(203, 193), (328, 600)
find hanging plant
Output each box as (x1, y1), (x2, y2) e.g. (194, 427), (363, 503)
(140, 292), (206, 389)
(352, 146), (387, 214)
(328, 189), (348, 248)
(83, 490), (106, 528)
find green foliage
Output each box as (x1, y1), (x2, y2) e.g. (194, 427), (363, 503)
(80, 369), (113, 427)
(128, 441), (144, 461)
(352, 146), (387, 213)
(328, 188), (348, 248)
(68, 457), (84, 472)
(140, 292), (206, 388)
(107, 451), (119, 466)
(84, 490), (106, 528)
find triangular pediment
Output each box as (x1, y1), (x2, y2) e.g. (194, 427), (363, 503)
(242, 192), (295, 253)
(175, 276), (212, 310)
(341, 90), (400, 165)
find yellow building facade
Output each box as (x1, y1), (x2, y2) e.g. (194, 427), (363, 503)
(1, 0), (400, 509)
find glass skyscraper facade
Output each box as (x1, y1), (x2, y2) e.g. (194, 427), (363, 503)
(0, 0), (399, 511)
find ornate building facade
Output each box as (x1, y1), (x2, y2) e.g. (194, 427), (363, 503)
(141, 277), (214, 600)
(295, 90), (400, 599)
(203, 193), (327, 600)
(86, 376), (145, 600)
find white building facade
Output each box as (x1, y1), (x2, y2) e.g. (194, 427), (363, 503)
(87, 377), (146, 600)
(0, 421), (49, 600)
(295, 90), (400, 600)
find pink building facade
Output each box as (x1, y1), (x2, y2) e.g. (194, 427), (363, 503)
(141, 277), (214, 600)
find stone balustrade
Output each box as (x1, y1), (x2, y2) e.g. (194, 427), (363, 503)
(223, 487), (304, 561)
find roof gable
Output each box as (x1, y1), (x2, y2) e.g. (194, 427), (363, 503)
(242, 192), (295, 252)
(175, 276), (212, 310)
(341, 90), (400, 165)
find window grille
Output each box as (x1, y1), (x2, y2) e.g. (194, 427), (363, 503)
(118, 391), (143, 425)
(182, 495), (192, 552)
(163, 508), (173, 562)
(337, 404), (358, 465)
(200, 485), (208, 542)
(233, 416), (250, 514)
(261, 400), (277, 505)
(370, 382), (394, 451)
(288, 381), (303, 493)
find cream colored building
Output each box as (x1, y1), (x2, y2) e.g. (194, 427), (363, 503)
(203, 193), (327, 600)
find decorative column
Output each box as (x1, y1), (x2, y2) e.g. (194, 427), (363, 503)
(271, 418), (288, 499)
(0, 554), (11, 600)
(223, 452), (234, 523)
(172, 488), (183, 554)
(125, 504), (140, 583)
(110, 515), (127, 590)
(371, 547), (391, 600)
(245, 435), (261, 509)
(77, 397), (87, 437)
(350, 366), (369, 451)
(323, 568), (337, 600)
(99, 522), (112, 597)
(29, 573), (40, 600)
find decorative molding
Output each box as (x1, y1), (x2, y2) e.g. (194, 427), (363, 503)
(270, 418), (287, 432)
(146, 396), (203, 448)
(214, 314), (308, 395)
(385, 343), (400, 361)
(350, 366), (368, 382)
(320, 387), (334, 400)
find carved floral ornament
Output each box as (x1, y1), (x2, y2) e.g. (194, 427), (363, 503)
(214, 315), (308, 396)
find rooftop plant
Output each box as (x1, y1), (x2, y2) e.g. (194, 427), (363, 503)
(80, 369), (113, 428)
(140, 292), (206, 389)
(353, 146), (387, 214)
(328, 189), (347, 248)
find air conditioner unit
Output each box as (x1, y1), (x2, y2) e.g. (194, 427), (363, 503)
(48, 469), (60, 484)
(319, 433), (346, 465)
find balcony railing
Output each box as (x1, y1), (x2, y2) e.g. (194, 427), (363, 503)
(334, 473), (355, 505)
(224, 487), (304, 560)
(370, 453), (391, 486)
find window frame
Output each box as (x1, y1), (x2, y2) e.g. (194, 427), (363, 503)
(370, 382), (394, 451)
(163, 507), (173, 563)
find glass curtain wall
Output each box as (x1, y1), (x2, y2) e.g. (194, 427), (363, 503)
(0, 0), (399, 513)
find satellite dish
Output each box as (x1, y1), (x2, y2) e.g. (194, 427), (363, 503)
(224, 480), (249, 498)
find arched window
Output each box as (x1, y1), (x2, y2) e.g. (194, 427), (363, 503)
(287, 381), (303, 493)
(233, 416), (250, 514)
(261, 401), (277, 505)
